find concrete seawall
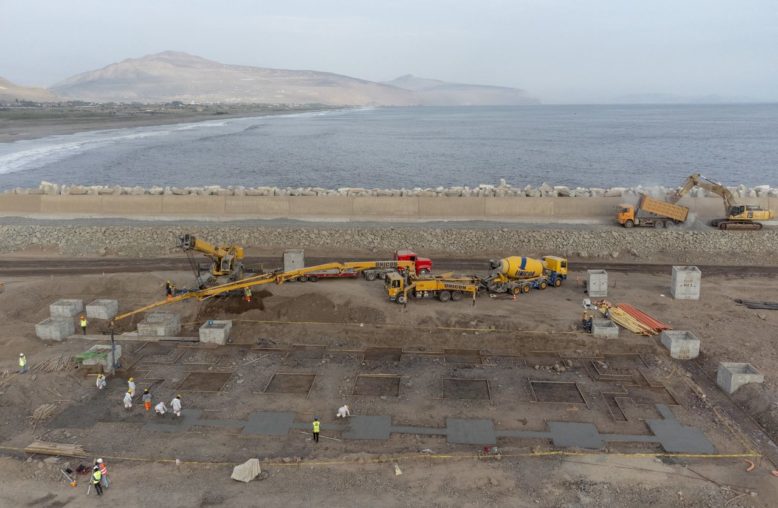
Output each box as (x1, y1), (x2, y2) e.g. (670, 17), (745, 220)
(1, 194), (772, 222)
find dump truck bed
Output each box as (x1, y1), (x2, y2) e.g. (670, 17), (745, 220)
(639, 195), (689, 222)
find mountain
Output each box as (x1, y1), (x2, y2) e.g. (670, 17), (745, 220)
(611, 93), (757, 104)
(0, 77), (58, 103)
(50, 51), (416, 106)
(383, 74), (539, 106)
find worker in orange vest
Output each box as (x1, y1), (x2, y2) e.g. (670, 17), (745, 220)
(142, 388), (152, 411)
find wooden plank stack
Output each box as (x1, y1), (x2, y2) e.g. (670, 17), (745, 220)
(24, 441), (87, 458)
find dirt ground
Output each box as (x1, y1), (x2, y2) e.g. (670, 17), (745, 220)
(1, 266), (777, 507)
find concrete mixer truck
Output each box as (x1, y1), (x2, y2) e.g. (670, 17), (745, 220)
(483, 256), (568, 295)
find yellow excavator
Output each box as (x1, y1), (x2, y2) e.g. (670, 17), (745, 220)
(179, 234), (246, 286)
(671, 173), (774, 230)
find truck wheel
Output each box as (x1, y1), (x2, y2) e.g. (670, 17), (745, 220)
(365, 271), (377, 281)
(511, 287), (521, 296)
(539, 281), (548, 290)
(451, 291), (463, 301)
(308, 275), (318, 282)
(554, 278), (562, 287)
(438, 291), (451, 302)
(299, 276), (308, 282)
(624, 219), (634, 228)
(522, 285), (530, 294)
(397, 294), (407, 304)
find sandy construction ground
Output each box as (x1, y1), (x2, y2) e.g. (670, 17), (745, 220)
(0, 266), (777, 506)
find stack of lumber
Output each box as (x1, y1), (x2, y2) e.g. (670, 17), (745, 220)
(604, 306), (657, 336)
(24, 441), (87, 457)
(32, 355), (73, 373)
(617, 304), (671, 333)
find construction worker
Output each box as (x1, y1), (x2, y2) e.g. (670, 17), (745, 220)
(96, 458), (109, 489)
(243, 286), (252, 303)
(154, 401), (168, 415)
(123, 390), (133, 410)
(312, 417), (320, 443)
(96, 373), (106, 390)
(165, 280), (175, 300)
(80, 315), (88, 335)
(18, 353), (28, 374)
(91, 465), (103, 496)
(336, 405), (350, 418)
(171, 394), (182, 417)
(142, 388), (152, 412)
(127, 377), (136, 397)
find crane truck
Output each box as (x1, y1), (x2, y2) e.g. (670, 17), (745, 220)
(179, 234), (246, 286)
(385, 271), (480, 304)
(617, 194), (689, 228)
(671, 173), (774, 230)
(483, 256), (568, 295)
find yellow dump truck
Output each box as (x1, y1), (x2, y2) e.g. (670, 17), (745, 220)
(617, 194), (688, 228)
(385, 272), (479, 304)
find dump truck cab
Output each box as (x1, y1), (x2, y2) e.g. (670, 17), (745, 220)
(385, 271), (406, 301)
(542, 256), (568, 277)
(616, 204), (636, 226)
(395, 249), (432, 275)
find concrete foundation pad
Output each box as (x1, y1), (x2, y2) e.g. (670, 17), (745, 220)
(586, 270), (608, 298)
(86, 299), (118, 320)
(35, 318), (75, 341)
(716, 362), (764, 394)
(446, 418), (496, 445)
(342, 415), (393, 440)
(199, 320), (232, 345)
(49, 299), (83, 318)
(592, 318), (619, 338)
(137, 312), (181, 336)
(548, 422), (605, 449)
(671, 266), (701, 300)
(79, 344), (122, 370)
(660, 330), (700, 359)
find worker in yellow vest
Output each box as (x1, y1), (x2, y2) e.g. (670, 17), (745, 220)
(91, 465), (103, 496)
(80, 315), (88, 335)
(312, 417), (320, 443)
(18, 353), (28, 374)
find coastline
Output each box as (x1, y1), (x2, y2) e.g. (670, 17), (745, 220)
(0, 103), (342, 143)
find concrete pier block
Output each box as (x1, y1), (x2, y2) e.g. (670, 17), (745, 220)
(86, 299), (118, 320)
(671, 266), (701, 300)
(35, 318), (75, 341)
(80, 344), (122, 370)
(199, 320), (233, 345)
(586, 270), (608, 298)
(660, 330), (700, 359)
(283, 249), (305, 272)
(716, 362), (764, 394)
(49, 299), (84, 317)
(591, 318), (619, 338)
(137, 312), (181, 336)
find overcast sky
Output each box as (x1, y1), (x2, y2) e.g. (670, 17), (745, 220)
(1, 0), (776, 103)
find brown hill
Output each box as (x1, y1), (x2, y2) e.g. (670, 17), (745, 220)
(0, 77), (58, 103)
(50, 51), (417, 106)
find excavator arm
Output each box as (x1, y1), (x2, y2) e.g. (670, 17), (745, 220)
(672, 173), (736, 214)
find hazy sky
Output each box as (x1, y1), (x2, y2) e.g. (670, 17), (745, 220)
(1, 0), (777, 103)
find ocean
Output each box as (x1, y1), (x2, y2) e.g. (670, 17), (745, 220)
(1, 104), (776, 190)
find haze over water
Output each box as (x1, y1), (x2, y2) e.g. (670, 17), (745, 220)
(1, 104), (777, 190)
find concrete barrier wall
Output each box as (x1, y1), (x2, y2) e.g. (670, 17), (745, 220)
(0, 194), (774, 222)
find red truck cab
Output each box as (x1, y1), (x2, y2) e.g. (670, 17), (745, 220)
(395, 249), (432, 275)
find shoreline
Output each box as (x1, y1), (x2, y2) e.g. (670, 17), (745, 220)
(0, 103), (341, 143)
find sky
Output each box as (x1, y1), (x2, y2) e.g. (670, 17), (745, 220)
(1, 0), (777, 103)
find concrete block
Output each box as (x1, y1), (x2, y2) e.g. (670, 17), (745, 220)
(199, 320), (232, 345)
(137, 312), (181, 336)
(716, 362), (764, 394)
(592, 318), (619, 338)
(80, 344), (122, 369)
(283, 249), (304, 272)
(586, 270), (608, 297)
(35, 318), (75, 341)
(660, 330), (700, 359)
(49, 299), (84, 317)
(85, 299), (118, 320)
(671, 266), (701, 300)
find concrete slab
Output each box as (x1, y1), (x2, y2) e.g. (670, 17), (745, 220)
(283, 249), (304, 272)
(646, 420), (715, 454)
(242, 412), (296, 436)
(446, 418), (496, 445)
(716, 362), (764, 394)
(85, 299), (118, 320)
(49, 299), (83, 318)
(199, 320), (232, 345)
(137, 312), (181, 336)
(548, 422), (604, 449)
(343, 415), (393, 440)
(671, 266), (701, 300)
(586, 270), (608, 297)
(592, 318), (619, 338)
(660, 330), (700, 359)
(35, 318), (75, 341)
